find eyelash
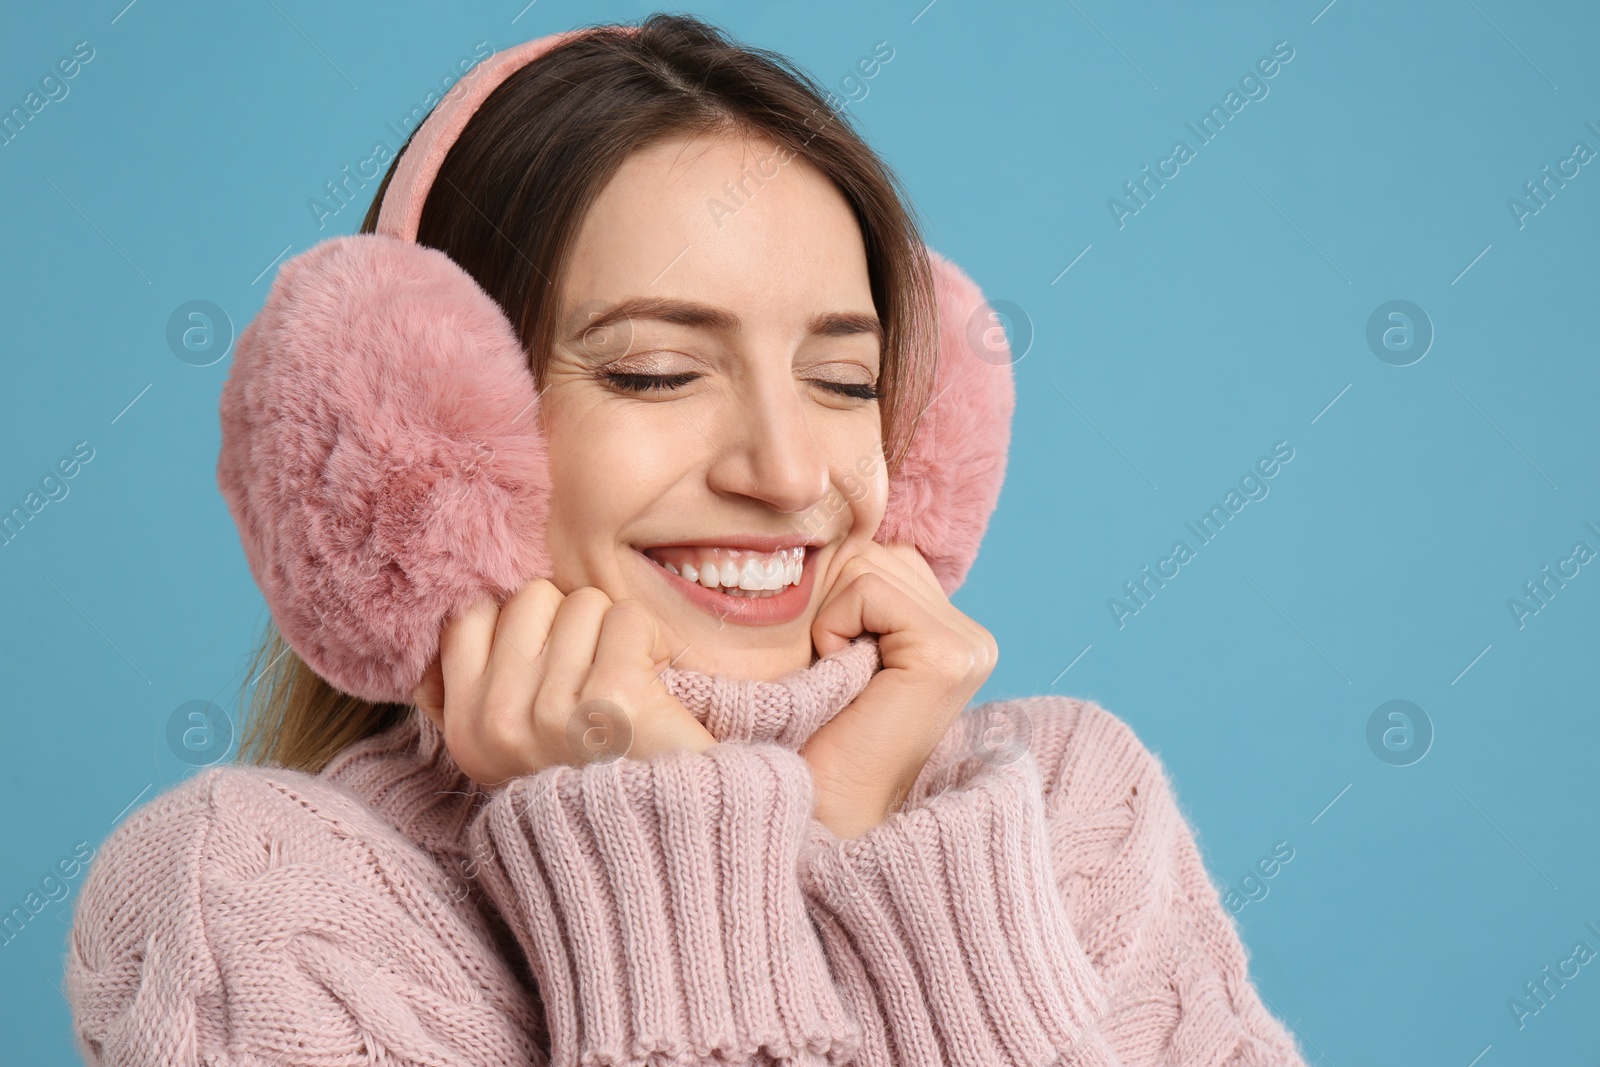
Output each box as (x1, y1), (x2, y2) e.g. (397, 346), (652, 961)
(599, 370), (880, 401)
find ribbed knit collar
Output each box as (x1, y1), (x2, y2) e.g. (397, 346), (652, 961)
(658, 633), (882, 748)
(322, 633), (883, 864)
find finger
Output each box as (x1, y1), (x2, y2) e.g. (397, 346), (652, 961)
(819, 546), (942, 647)
(627, 711), (716, 761)
(439, 597), (500, 699)
(412, 655), (446, 727)
(819, 564), (984, 692)
(584, 599), (661, 690)
(858, 541), (943, 608)
(584, 601), (687, 694)
(865, 543), (986, 644)
(485, 579), (564, 687)
(592, 603), (713, 758)
(812, 567), (927, 660)
(536, 586), (613, 707)
(575, 602), (666, 761)
(881, 542), (946, 600)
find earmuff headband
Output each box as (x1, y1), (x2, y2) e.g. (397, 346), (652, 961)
(375, 30), (611, 242)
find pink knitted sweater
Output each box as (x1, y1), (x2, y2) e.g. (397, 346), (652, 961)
(64, 635), (1307, 1066)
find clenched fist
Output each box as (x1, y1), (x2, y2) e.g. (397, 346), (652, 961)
(411, 580), (716, 788)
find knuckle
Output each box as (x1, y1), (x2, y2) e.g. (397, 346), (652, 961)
(477, 703), (524, 755)
(606, 598), (650, 625)
(573, 689), (625, 721)
(974, 627), (999, 671)
(839, 554), (874, 581)
(563, 585), (613, 612)
(945, 643), (982, 679)
(521, 578), (562, 606)
(931, 632), (993, 683)
(847, 563), (887, 591)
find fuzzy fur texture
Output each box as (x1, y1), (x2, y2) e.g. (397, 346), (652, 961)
(882, 248), (1015, 593)
(217, 239), (1013, 703)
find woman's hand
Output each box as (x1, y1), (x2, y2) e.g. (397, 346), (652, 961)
(411, 580), (716, 788)
(801, 542), (999, 839)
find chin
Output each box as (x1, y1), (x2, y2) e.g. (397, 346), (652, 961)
(677, 622), (816, 679)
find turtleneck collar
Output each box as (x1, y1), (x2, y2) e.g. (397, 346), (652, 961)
(321, 633), (883, 864)
(655, 632), (881, 747)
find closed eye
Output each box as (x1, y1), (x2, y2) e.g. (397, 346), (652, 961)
(599, 370), (699, 392)
(598, 370), (878, 400)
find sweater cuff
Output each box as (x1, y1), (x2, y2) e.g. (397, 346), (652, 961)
(798, 754), (1119, 1067)
(466, 741), (860, 1067)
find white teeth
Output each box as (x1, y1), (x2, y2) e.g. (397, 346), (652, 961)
(650, 545), (807, 593)
(738, 557), (765, 590)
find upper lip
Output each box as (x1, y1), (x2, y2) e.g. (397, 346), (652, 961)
(637, 535), (825, 554)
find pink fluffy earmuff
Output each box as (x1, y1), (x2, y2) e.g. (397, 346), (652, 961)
(216, 27), (1016, 705)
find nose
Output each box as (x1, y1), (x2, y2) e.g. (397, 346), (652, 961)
(702, 369), (832, 515)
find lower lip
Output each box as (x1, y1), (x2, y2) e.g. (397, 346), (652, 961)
(639, 549), (817, 625)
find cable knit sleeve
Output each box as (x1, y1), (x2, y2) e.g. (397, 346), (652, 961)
(793, 697), (1310, 1067)
(64, 766), (547, 1066)
(465, 740), (862, 1067)
(796, 740), (1122, 1067)
(1018, 696), (1307, 1066)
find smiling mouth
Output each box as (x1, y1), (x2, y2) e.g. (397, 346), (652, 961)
(640, 545), (807, 598)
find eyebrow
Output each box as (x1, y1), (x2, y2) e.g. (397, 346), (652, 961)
(569, 296), (882, 348)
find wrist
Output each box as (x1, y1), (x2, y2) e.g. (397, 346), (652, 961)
(812, 776), (913, 840)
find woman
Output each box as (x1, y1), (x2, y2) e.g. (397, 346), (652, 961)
(65, 14), (1308, 1066)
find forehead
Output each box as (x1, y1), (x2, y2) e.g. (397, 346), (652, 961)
(557, 127), (874, 333)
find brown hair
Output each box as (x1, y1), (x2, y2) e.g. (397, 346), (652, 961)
(237, 11), (938, 774)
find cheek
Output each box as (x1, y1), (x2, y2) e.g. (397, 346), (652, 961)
(809, 428), (888, 600)
(541, 397), (685, 581)
(836, 429), (889, 540)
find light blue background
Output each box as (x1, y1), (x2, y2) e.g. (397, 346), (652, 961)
(3, 0), (1596, 1063)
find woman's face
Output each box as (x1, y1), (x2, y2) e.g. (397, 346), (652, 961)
(539, 127), (889, 680)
